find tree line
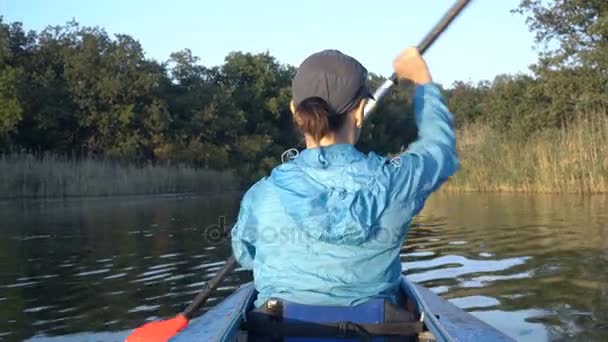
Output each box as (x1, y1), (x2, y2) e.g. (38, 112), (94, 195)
(1, 0), (606, 184)
(450, 0), (607, 135)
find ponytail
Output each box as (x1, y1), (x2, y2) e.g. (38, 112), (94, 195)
(293, 97), (348, 142)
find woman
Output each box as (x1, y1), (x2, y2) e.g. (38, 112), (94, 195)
(231, 47), (458, 308)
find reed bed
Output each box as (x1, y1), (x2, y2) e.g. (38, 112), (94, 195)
(446, 114), (608, 193)
(0, 153), (236, 199)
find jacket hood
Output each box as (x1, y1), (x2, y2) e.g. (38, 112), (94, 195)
(270, 144), (387, 245)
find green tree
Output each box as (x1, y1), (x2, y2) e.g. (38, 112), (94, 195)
(0, 19), (25, 147)
(446, 80), (490, 126)
(357, 74), (417, 155)
(219, 51), (296, 182)
(162, 49), (236, 167)
(516, 0), (608, 69)
(0, 67), (22, 138)
(516, 0), (608, 114)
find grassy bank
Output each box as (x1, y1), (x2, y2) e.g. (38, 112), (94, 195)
(446, 114), (608, 193)
(4, 113), (606, 198)
(0, 153), (237, 199)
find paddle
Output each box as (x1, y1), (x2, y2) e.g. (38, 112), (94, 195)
(125, 1), (471, 341)
(125, 256), (236, 342)
(364, 0), (472, 117)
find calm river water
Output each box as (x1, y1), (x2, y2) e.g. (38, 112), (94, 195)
(0, 192), (606, 341)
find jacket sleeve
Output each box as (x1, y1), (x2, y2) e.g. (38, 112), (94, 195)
(230, 191), (256, 270)
(386, 83), (459, 212)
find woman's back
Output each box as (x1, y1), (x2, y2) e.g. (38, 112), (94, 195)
(231, 49), (458, 307)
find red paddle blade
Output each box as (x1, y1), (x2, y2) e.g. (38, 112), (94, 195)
(125, 314), (189, 342)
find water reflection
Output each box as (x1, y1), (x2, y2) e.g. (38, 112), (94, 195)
(0, 192), (605, 341)
(406, 192), (608, 342)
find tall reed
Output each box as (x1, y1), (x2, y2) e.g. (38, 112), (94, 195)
(446, 113), (608, 193)
(0, 153), (237, 199)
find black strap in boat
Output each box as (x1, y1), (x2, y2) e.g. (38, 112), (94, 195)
(245, 315), (424, 340)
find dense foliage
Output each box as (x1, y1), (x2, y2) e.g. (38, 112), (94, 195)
(0, 18), (418, 184)
(0, 0), (606, 186)
(448, 0), (607, 137)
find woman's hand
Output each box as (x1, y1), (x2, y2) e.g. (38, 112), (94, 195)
(393, 47), (432, 85)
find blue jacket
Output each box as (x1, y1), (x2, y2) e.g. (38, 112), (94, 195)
(231, 83), (459, 307)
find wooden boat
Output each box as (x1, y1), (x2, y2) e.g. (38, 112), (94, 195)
(170, 275), (514, 341)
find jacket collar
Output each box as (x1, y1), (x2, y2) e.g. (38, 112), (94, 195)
(294, 144), (364, 168)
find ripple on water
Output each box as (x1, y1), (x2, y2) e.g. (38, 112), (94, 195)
(403, 251), (436, 258)
(2, 281), (38, 288)
(103, 272), (127, 280)
(149, 260), (188, 269)
(96, 258), (113, 263)
(449, 295), (501, 310)
(165, 273), (195, 281)
(472, 309), (550, 342)
(32, 316), (69, 326)
(403, 255), (531, 283)
(17, 235), (52, 241)
(131, 273), (171, 284)
(428, 285), (450, 295)
(185, 280), (209, 288)
(139, 267), (176, 277)
(17, 274), (59, 281)
(56, 307), (77, 314)
(145, 294), (167, 301)
(75, 269), (110, 277)
(191, 254), (210, 259)
(128, 304), (161, 313)
(448, 240), (468, 245)
(190, 260), (226, 271)
(24, 305), (56, 313)
(159, 253), (180, 259)
(460, 271), (534, 288)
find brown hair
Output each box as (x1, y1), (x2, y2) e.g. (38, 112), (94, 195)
(293, 97), (349, 142)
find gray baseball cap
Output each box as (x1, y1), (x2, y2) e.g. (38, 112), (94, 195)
(291, 49), (373, 116)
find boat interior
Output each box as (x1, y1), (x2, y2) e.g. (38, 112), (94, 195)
(229, 288), (432, 342)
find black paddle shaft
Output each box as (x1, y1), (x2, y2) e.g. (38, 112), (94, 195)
(390, 0), (472, 82)
(183, 256), (237, 319)
(364, 0), (472, 117)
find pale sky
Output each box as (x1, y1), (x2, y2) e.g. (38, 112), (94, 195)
(2, 0), (540, 86)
